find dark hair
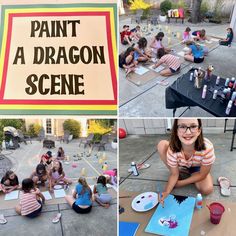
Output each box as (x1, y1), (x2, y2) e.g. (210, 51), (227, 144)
(53, 160), (63, 175)
(199, 29), (206, 38)
(124, 46), (135, 58)
(137, 37), (147, 49)
(47, 151), (52, 157)
(58, 147), (64, 155)
(155, 32), (164, 41)
(136, 25), (141, 29)
(97, 175), (107, 188)
(36, 163), (46, 175)
(22, 178), (34, 193)
(185, 27), (191, 32)
(123, 25), (127, 29)
(157, 47), (166, 59)
(227, 27), (234, 37)
(169, 119), (206, 152)
(4, 170), (14, 179)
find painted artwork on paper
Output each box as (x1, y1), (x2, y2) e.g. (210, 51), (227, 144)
(145, 194), (195, 236)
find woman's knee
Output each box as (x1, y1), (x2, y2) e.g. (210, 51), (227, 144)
(196, 184), (213, 195)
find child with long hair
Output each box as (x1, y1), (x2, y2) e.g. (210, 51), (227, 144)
(133, 37), (151, 63)
(157, 119), (215, 205)
(219, 28), (234, 47)
(119, 47), (138, 75)
(15, 178), (45, 218)
(0, 170), (20, 193)
(56, 147), (65, 161)
(40, 151), (53, 168)
(182, 27), (192, 43)
(153, 48), (181, 77)
(49, 160), (72, 192)
(192, 29), (207, 41)
(184, 41), (204, 63)
(65, 177), (92, 214)
(30, 163), (48, 187)
(93, 175), (112, 208)
(150, 32), (171, 54)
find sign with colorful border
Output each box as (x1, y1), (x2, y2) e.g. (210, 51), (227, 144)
(0, 4), (117, 115)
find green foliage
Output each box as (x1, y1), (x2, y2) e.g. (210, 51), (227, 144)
(27, 123), (42, 137)
(88, 120), (112, 136)
(200, 1), (210, 16)
(160, 0), (172, 15)
(94, 119), (115, 128)
(93, 133), (102, 143)
(63, 119), (81, 138)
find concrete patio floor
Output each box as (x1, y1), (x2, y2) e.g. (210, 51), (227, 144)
(119, 17), (236, 117)
(0, 139), (117, 236)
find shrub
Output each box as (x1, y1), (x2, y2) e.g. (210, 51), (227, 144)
(63, 119), (81, 138)
(27, 123), (42, 137)
(160, 0), (172, 15)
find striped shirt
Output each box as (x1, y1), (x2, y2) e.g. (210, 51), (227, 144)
(167, 138), (215, 168)
(159, 54), (181, 70)
(20, 190), (41, 216)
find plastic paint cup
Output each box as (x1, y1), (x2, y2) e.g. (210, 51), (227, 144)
(207, 202), (225, 224)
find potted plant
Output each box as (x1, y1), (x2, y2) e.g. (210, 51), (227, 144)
(159, 0), (172, 22)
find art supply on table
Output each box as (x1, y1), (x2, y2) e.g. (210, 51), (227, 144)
(213, 90), (218, 99)
(195, 193), (203, 209)
(225, 100), (233, 115)
(131, 192), (158, 212)
(119, 221), (140, 236)
(42, 191), (52, 200)
(190, 72), (193, 81)
(54, 189), (66, 198)
(145, 194), (195, 236)
(207, 202), (225, 224)
(229, 77), (235, 88)
(4, 190), (19, 201)
(202, 85), (207, 99)
(131, 162), (139, 176)
(225, 78), (230, 87)
(231, 92), (236, 101)
(216, 76), (220, 85)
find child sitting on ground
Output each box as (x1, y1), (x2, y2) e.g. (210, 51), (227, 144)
(219, 28), (234, 47)
(30, 163), (48, 187)
(150, 32), (171, 54)
(120, 25), (132, 45)
(153, 48), (181, 77)
(103, 168), (117, 187)
(40, 151), (53, 169)
(49, 160), (72, 192)
(130, 25), (142, 40)
(119, 47), (138, 75)
(65, 177), (92, 214)
(56, 147), (65, 161)
(133, 37), (151, 63)
(0, 170), (20, 193)
(182, 27), (192, 43)
(15, 178), (45, 218)
(192, 29), (207, 41)
(93, 175), (112, 208)
(184, 41), (205, 63)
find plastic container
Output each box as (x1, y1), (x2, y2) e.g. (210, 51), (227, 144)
(131, 162), (139, 176)
(195, 193), (203, 209)
(202, 85), (207, 99)
(213, 90), (218, 99)
(225, 100), (233, 115)
(216, 76), (220, 85)
(207, 202), (225, 224)
(190, 72), (193, 81)
(225, 78), (230, 87)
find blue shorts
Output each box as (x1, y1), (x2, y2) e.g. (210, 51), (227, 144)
(170, 66), (180, 74)
(188, 166), (201, 174)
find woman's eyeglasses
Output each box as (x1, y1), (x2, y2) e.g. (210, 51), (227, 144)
(177, 125), (200, 133)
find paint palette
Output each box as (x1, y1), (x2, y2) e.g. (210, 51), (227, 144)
(54, 185), (63, 190)
(131, 192), (158, 212)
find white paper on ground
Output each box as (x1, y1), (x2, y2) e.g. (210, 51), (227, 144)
(42, 191), (52, 200)
(148, 65), (165, 73)
(54, 189), (66, 198)
(135, 66), (149, 75)
(177, 51), (185, 57)
(205, 40), (213, 44)
(210, 38), (219, 42)
(4, 190), (19, 200)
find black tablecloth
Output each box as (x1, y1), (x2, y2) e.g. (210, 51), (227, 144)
(166, 69), (236, 117)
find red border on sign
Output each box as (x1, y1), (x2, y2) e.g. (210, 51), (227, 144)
(0, 12), (117, 105)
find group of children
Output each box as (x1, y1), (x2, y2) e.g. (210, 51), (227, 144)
(119, 24), (234, 77)
(0, 147), (114, 218)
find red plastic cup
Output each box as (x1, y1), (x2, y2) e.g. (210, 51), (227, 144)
(207, 202), (225, 224)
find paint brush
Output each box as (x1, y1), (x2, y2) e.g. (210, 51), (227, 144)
(159, 192), (164, 208)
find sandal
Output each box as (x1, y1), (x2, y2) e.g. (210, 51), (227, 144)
(0, 214), (7, 224)
(128, 163), (150, 173)
(52, 213), (62, 224)
(218, 176), (231, 197)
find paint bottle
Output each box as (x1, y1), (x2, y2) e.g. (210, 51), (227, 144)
(213, 90), (218, 100)
(196, 193), (203, 209)
(233, 80), (236, 90)
(202, 85), (207, 99)
(229, 77), (235, 88)
(231, 92), (236, 102)
(216, 76), (220, 85)
(225, 78), (230, 87)
(190, 72), (193, 81)
(225, 100), (233, 115)
(131, 162), (139, 176)
(194, 69), (198, 78)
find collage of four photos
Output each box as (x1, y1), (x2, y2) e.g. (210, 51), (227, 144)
(0, 0), (236, 235)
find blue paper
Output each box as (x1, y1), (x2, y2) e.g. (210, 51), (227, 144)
(119, 221), (140, 236)
(145, 194), (195, 236)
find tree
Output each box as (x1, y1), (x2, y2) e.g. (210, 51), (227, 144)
(190, 0), (202, 23)
(63, 119), (81, 138)
(27, 123), (42, 137)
